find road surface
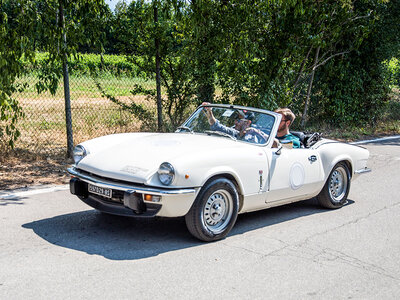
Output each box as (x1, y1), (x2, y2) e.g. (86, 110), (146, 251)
(1, 137), (399, 299)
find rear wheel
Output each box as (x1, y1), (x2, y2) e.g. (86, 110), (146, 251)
(185, 178), (239, 242)
(317, 162), (351, 209)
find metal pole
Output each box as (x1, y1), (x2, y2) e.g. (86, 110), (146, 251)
(59, 1), (74, 157)
(154, 1), (163, 132)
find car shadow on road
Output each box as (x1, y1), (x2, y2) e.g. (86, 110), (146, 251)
(22, 198), (354, 261)
(233, 199), (354, 235)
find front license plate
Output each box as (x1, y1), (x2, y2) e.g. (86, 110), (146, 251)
(88, 184), (112, 198)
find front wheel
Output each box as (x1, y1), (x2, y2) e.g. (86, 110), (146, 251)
(185, 178), (239, 242)
(317, 162), (351, 209)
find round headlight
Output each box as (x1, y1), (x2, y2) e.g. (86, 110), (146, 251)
(158, 162), (175, 185)
(73, 145), (87, 164)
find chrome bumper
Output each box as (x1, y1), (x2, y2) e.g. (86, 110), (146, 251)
(67, 167), (196, 196)
(67, 166), (199, 217)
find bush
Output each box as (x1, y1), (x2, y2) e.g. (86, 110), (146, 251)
(384, 57), (400, 87)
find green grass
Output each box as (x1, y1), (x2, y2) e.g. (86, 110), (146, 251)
(14, 73), (156, 99)
(23, 52), (142, 77)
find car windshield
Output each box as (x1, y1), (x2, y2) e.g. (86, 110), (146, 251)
(177, 106), (275, 145)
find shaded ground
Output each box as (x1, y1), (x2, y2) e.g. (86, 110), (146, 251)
(0, 150), (71, 190)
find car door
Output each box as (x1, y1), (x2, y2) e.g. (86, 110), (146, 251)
(264, 147), (324, 203)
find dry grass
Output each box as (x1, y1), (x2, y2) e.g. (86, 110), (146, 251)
(0, 148), (72, 190)
(1, 77), (156, 190)
(2, 76), (399, 190)
(14, 94), (155, 152)
(0, 95), (147, 190)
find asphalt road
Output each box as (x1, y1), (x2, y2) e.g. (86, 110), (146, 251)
(1, 138), (399, 299)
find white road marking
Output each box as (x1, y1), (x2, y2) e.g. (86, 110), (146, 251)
(0, 185), (69, 200)
(350, 135), (400, 145)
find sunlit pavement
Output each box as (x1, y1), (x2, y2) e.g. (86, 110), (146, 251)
(1, 137), (399, 299)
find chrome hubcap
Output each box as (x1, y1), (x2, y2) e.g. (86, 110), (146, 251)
(329, 166), (348, 202)
(202, 190), (233, 234)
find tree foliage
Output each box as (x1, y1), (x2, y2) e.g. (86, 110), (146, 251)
(0, 0), (36, 147)
(108, 0), (198, 130)
(2, 0), (399, 146)
(107, 0), (398, 129)
(31, 0), (108, 94)
(309, 0), (400, 125)
(0, 0), (109, 148)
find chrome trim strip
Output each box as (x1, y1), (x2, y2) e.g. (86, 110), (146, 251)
(355, 168), (372, 174)
(68, 167), (196, 196)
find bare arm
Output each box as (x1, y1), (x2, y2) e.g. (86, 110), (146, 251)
(201, 102), (216, 126)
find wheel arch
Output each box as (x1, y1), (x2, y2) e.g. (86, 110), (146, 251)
(317, 143), (356, 180)
(200, 173), (244, 212)
(323, 155), (354, 181)
(330, 158), (353, 179)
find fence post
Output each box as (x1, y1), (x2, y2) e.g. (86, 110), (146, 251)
(154, 1), (163, 132)
(59, 1), (74, 157)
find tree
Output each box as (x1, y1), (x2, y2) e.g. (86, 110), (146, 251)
(0, 0), (36, 148)
(105, 0), (197, 131)
(1, 0), (109, 153)
(187, 0), (222, 103)
(308, 0), (400, 125)
(290, 0), (376, 127)
(32, 0), (108, 156)
(106, 0), (397, 129)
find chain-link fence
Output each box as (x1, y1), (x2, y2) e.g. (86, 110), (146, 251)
(11, 73), (156, 157)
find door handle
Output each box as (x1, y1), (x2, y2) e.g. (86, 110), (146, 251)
(308, 155), (317, 162)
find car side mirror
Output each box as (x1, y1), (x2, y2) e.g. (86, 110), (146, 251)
(275, 145), (283, 155)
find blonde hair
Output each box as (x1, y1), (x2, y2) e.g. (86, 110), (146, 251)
(274, 107), (295, 124)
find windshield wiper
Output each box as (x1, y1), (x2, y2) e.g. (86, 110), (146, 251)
(204, 130), (237, 141)
(177, 126), (194, 133)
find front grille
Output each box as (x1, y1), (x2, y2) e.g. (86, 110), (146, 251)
(90, 193), (123, 204)
(76, 168), (146, 188)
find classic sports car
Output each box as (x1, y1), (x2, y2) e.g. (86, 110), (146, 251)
(68, 104), (371, 241)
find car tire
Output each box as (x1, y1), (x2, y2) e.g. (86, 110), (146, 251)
(317, 162), (351, 209)
(185, 178), (239, 242)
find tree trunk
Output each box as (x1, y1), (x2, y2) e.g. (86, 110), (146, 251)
(59, 1), (74, 158)
(301, 46), (320, 129)
(292, 46), (312, 101)
(154, 2), (163, 132)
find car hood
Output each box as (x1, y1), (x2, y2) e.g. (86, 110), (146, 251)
(76, 132), (254, 184)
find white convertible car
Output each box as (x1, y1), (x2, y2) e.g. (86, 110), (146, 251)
(68, 104), (371, 241)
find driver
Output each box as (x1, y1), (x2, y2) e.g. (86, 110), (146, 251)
(274, 107), (301, 148)
(202, 102), (268, 144)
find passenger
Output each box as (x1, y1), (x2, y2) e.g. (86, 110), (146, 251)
(202, 102), (268, 144)
(274, 107), (301, 149)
